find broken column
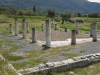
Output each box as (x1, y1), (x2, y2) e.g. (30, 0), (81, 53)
(22, 19), (26, 39)
(42, 24), (44, 31)
(15, 18), (18, 36)
(46, 19), (51, 47)
(71, 29), (76, 45)
(76, 20), (79, 34)
(55, 24), (57, 30)
(90, 23), (93, 37)
(65, 28), (67, 32)
(32, 28), (36, 43)
(26, 22), (29, 33)
(93, 22), (97, 42)
(10, 24), (13, 33)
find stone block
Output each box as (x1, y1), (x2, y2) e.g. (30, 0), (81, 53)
(46, 62), (54, 67)
(95, 56), (100, 59)
(73, 56), (82, 61)
(95, 53), (100, 56)
(88, 56), (95, 63)
(52, 61), (63, 66)
(51, 63), (69, 72)
(62, 60), (69, 64)
(40, 68), (50, 74)
(81, 54), (95, 59)
(69, 59), (89, 68)
(37, 64), (47, 69)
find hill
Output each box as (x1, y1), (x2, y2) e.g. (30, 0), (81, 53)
(0, 0), (100, 14)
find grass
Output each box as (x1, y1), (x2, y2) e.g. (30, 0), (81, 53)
(0, 58), (17, 75)
(79, 50), (85, 53)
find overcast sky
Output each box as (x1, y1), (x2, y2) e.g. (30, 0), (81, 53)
(88, 0), (100, 3)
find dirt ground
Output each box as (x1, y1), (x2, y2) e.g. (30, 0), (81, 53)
(30, 30), (90, 41)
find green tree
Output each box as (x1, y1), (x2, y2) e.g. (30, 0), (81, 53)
(77, 12), (82, 17)
(47, 9), (55, 21)
(33, 5), (36, 12)
(61, 13), (71, 24)
(18, 9), (24, 15)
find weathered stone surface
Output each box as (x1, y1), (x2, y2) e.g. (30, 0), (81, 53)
(24, 67), (39, 72)
(73, 56), (82, 61)
(46, 62), (54, 67)
(17, 69), (24, 73)
(37, 64), (46, 69)
(51, 64), (69, 72)
(62, 60), (69, 64)
(52, 61), (63, 66)
(95, 56), (100, 59)
(81, 54), (95, 59)
(40, 68), (50, 74)
(96, 53), (100, 56)
(67, 59), (75, 64)
(69, 59), (89, 68)
(88, 56), (95, 63)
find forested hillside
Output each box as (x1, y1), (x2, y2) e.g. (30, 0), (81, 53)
(0, 0), (100, 14)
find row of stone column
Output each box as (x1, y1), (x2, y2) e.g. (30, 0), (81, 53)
(10, 19), (97, 48)
(42, 24), (67, 32)
(10, 19), (29, 34)
(10, 19), (36, 42)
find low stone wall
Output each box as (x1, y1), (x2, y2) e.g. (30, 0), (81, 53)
(17, 53), (100, 75)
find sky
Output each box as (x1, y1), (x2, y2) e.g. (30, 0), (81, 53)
(88, 0), (100, 3)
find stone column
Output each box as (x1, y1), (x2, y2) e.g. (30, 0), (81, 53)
(10, 24), (13, 33)
(32, 28), (36, 43)
(52, 23), (54, 28)
(93, 22), (97, 42)
(65, 28), (67, 32)
(26, 22), (29, 33)
(22, 19), (26, 39)
(46, 19), (51, 47)
(71, 29), (76, 45)
(42, 24), (44, 31)
(90, 23), (93, 37)
(15, 18), (18, 36)
(55, 24), (57, 30)
(76, 21), (79, 34)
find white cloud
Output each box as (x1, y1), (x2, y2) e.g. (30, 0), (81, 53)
(88, 0), (100, 3)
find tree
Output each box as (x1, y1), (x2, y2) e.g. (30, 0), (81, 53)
(61, 13), (71, 24)
(77, 12), (82, 17)
(33, 5), (36, 12)
(47, 9), (55, 21)
(18, 9), (24, 15)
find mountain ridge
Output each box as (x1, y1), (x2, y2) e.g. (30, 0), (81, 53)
(0, 0), (100, 14)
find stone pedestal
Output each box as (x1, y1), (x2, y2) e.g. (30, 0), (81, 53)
(93, 22), (97, 42)
(32, 28), (36, 43)
(90, 23), (93, 37)
(46, 19), (51, 47)
(15, 18), (18, 36)
(26, 22), (29, 33)
(71, 30), (76, 45)
(22, 19), (26, 39)
(10, 24), (13, 33)
(76, 21), (79, 34)
(65, 28), (67, 32)
(42, 24), (44, 31)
